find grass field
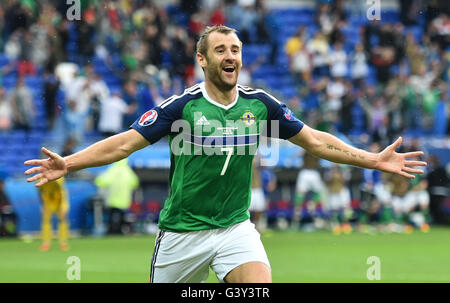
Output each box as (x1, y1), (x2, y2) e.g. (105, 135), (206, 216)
(1, 227), (450, 283)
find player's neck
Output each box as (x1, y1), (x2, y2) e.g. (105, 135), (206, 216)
(204, 81), (237, 106)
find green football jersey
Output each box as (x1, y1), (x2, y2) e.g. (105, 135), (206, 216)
(131, 82), (303, 232)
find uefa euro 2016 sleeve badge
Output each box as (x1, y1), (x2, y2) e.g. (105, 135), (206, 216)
(240, 110), (256, 127)
(139, 109), (158, 126)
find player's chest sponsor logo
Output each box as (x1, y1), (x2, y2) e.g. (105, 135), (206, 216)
(240, 110), (256, 127)
(138, 110), (158, 126)
(217, 127), (238, 135)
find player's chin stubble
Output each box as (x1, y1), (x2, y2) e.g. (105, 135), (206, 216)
(207, 66), (238, 92)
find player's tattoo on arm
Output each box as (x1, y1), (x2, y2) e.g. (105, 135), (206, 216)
(325, 144), (365, 160)
(327, 144), (342, 152)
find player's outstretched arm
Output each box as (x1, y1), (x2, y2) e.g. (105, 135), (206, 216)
(25, 129), (149, 187)
(289, 125), (427, 178)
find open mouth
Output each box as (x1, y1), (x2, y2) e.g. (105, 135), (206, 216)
(222, 66), (235, 73)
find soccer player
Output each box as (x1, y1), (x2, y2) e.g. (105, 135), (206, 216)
(24, 25), (426, 282)
(249, 156), (267, 233)
(38, 177), (70, 251)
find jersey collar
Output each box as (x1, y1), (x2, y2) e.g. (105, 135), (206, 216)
(200, 82), (239, 110)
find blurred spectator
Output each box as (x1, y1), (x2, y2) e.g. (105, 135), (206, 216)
(98, 90), (135, 138)
(370, 45), (395, 85)
(402, 141), (431, 231)
(189, 9), (208, 38)
(209, 2), (226, 26)
(95, 158), (139, 235)
(285, 26), (311, 85)
(3, 1), (33, 38)
(339, 81), (361, 133)
(421, 79), (441, 131)
(428, 13), (450, 51)
(122, 79), (139, 128)
(315, 2), (334, 36)
(9, 76), (35, 131)
(307, 31), (330, 78)
(324, 77), (345, 124)
(249, 156), (267, 233)
(16, 30), (36, 76)
(0, 87), (12, 131)
(329, 19), (346, 46)
(0, 173), (17, 237)
(350, 43), (369, 86)
(405, 33), (426, 76)
(433, 87), (449, 136)
(137, 81), (157, 112)
(87, 73), (110, 132)
(76, 5), (96, 65)
(400, 0), (423, 26)
(293, 152), (326, 230)
(61, 136), (77, 158)
(255, 0), (280, 64)
(38, 177), (70, 251)
(170, 27), (196, 83)
(389, 164), (413, 231)
(359, 87), (398, 144)
(42, 69), (60, 129)
(64, 65), (95, 143)
(426, 155), (450, 225)
(329, 41), (348, 78)
(360, 143), (394, 230)
(235, 0), (258, 44)
(3, 30), (21, 62)
(324, 164), (353, 234)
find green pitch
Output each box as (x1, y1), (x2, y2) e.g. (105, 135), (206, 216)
(1, 227), (449, 283)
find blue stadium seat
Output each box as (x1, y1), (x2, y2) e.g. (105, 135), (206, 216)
(280, 87), (298, 99)
(405, 26), (424, 43)
(381, 10), (400, 23)
(2, 75), (17, 88)
(0, 54), (9, 67)
(25, 76), (42, 88)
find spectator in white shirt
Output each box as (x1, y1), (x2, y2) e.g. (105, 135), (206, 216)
(329, 41), (348, 78)
(350, 43), (369, 86)
(0, 87), (12, 131)
(98, 90), (136, 138)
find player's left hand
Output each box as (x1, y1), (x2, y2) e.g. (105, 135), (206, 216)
(374, 137), (427, 178)
(24, 147), (67, 187)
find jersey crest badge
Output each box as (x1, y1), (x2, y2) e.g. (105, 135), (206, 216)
(139, 110), (158, 126)
(240, 110), (256, 127)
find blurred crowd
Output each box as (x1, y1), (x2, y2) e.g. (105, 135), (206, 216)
(0, 0), (448, 143)
(283, 0), (449, 143)
(0, 0), (278, 145)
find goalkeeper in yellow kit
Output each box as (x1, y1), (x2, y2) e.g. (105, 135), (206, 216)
(38, 177), (70, 251)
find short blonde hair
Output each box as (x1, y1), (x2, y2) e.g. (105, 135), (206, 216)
(196, 25), (239, 56)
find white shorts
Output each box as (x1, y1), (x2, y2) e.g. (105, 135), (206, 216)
(150, 219), (271, 283)
(374, 183), (392, 205)
(403, 190), (430, 212)
(249, 188), (266, 212)
(327, 188), (351, 210)
(296, 169), (325, 194)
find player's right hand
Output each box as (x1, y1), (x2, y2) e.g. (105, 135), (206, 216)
(24, 147), (68, 187)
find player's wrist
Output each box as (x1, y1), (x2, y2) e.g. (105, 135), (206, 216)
(366, 151), (380, 170)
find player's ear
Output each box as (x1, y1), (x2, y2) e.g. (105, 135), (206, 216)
(196, 52), (207, 69)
